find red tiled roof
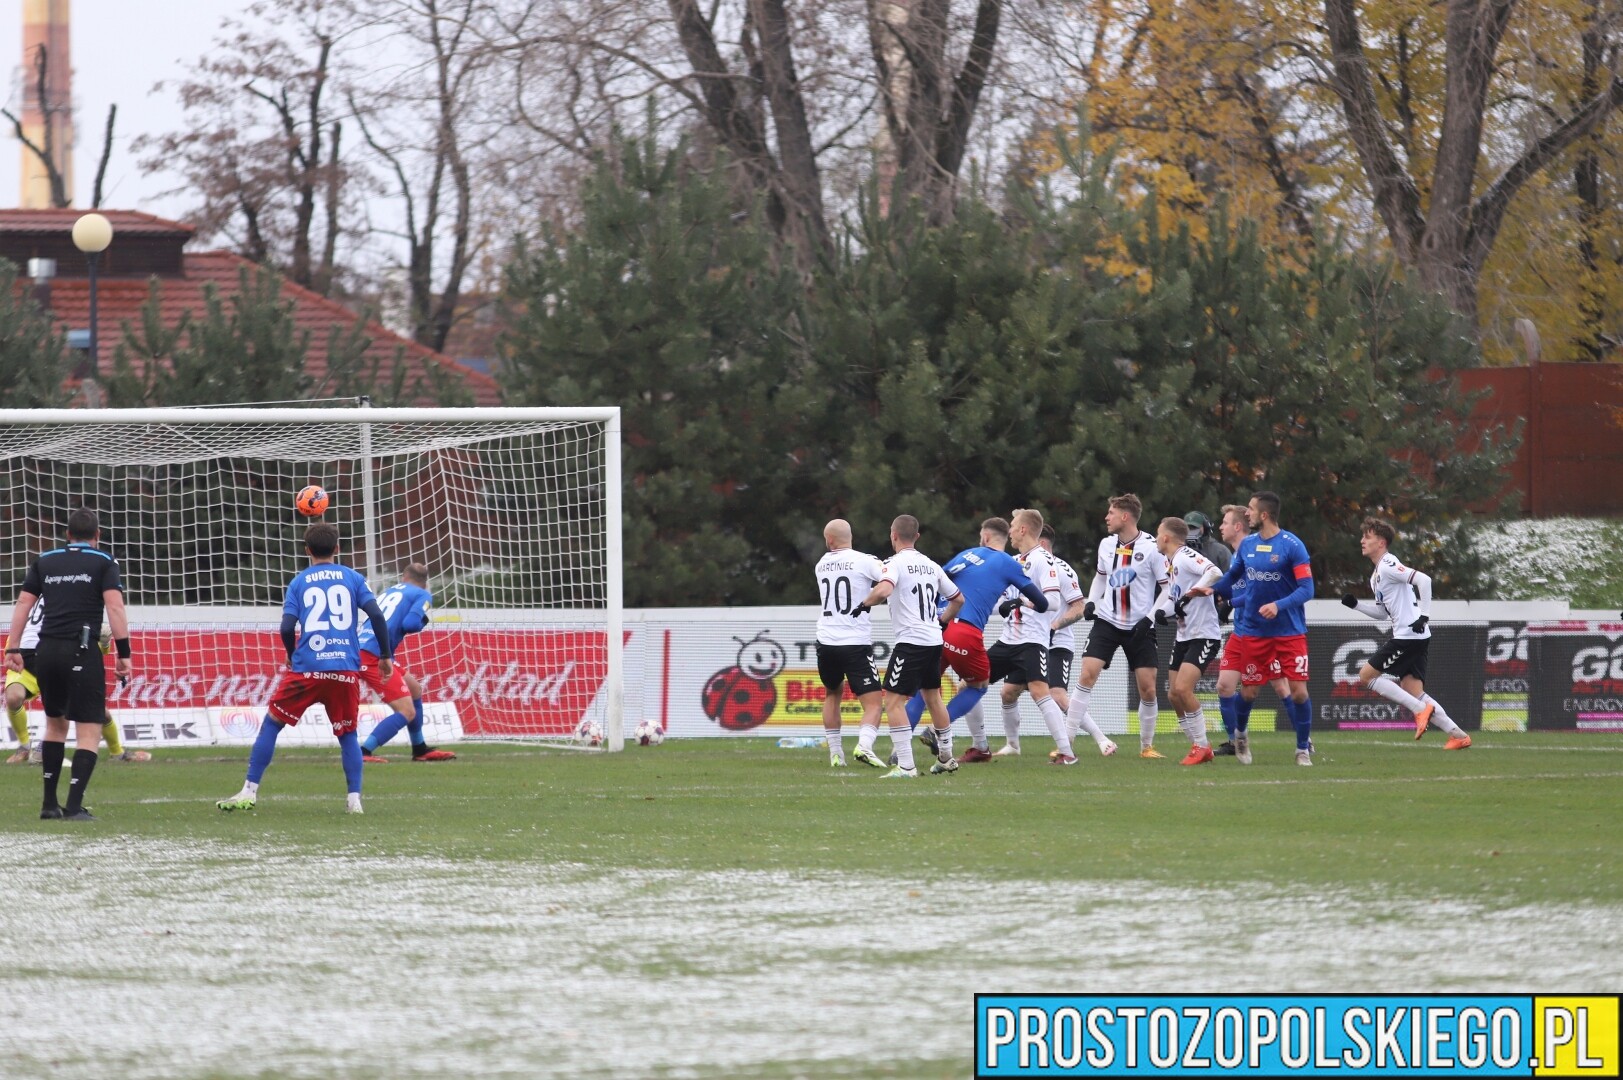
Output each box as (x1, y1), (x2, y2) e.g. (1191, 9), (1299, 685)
(21, 249), (503, 407)
(0, 208), (195, 237)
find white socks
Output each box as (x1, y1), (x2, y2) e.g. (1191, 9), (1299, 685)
(1423, 694), (1466, 736)
(1001, 701), (1022, 750)
(1036, 695), (1072, 756)
(1138, 700), (1158, 749)
(858, 724), (879, 753)
(1067, 684), (1109, 746)
(1178, 708), (1210, 748)
(891, 726), (916, 770)
(965, 702), (989, 752)
(935, 724), (954, 761)
(1368, 675), (1426, 714)
(824, 727), (844, 762)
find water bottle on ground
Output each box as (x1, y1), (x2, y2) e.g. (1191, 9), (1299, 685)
(776, 736), (823, 748)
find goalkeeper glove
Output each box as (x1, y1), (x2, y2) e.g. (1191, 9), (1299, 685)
(997, 596), (1021, 618)
(1340, 594), (1359, 608)
(1409, 615), (1429, 634)
(1082, 601), (1096, 621)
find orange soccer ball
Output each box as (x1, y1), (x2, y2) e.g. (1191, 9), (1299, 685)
(295, 485), (330, 517)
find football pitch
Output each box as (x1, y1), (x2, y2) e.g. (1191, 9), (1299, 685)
(3, 734), (1621, 1080)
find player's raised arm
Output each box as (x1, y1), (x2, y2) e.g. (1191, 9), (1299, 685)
(1341, 593), (1387, 620)
(1207, 550), (1244, 600)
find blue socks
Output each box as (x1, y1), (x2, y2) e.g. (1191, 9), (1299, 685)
(365, 711), (410, 753)
(909, 686), (987, 728)
(947, 685), (986, 722)
(1288, 697), (1313, 750)
(408, 698), (426, 748)
(1218, 695), (1239, 739)
(1236, 694), (1255, 729)
(338, 731), (363, 793)
(247, 718), (284, 783)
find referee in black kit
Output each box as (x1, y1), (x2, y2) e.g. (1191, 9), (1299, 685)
(5, 509), (132, 820)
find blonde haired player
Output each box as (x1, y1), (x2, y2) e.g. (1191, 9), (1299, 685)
(989, 510), (1080, 763)
(6, 601), (148, 764)
(1151, 518), (1222, 765)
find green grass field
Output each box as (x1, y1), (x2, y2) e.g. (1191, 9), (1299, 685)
(3, 733), (1622, 1079)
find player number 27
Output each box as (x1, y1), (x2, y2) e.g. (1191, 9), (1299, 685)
(302, 584), (354, 631)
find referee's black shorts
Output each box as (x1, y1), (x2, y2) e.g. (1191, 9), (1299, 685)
(33, 638), (106, 724)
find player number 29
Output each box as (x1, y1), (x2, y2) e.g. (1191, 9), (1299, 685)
(302, 584), (354, 631)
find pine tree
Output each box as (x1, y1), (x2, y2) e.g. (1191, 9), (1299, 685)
(0, 259), (70, 406)
(501, 133), (822, 605)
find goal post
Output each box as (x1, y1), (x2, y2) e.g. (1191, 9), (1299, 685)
(0, 407), (626, 750)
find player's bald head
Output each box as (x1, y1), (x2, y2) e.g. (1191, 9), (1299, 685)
(823, 518), (853, 549)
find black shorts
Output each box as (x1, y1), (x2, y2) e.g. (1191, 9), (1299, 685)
(883, 642), (943, 696)
(1082, 619), (1159, 670)
(816, 643), (880, 696)
(1048, 647), (1074, 689)
(1371, 637), (1429, 683)
(1170, 638), (1222, 673)
(32, 638), (106, 724)
(988, 641), (1051, 686)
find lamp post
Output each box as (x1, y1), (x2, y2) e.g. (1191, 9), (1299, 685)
(71, 212), (114, 383)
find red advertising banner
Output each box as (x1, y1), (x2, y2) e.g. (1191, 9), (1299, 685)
(102, 629), (610, 737)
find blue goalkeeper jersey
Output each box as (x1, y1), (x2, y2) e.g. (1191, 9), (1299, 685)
(943, 546), (1045, 628)
(1212, 529), (1314, 637)
(357, 582), (433, 656)
(283, 562), (378, 672)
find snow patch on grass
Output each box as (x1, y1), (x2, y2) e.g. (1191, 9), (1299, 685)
(1471, 517), (1617, 606)
(3, 837), (1622, 1079)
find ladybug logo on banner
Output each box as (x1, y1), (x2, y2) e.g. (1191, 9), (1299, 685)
(702, 632), (786, 730)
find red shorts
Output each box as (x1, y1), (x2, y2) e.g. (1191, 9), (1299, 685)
(267, 670), (361, 735)
(359, 651), (410, 702)
(1220, 633), (1309, 687)
(940, 619), (990, 682)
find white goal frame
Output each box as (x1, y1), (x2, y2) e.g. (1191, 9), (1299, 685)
(0, 406), (626, 750)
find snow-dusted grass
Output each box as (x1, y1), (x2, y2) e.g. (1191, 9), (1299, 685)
(5, 838), (1623, 1080)
(1471, 517), (1621, 608)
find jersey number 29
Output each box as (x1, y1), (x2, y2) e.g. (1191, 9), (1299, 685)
(302, 585), (354, 631)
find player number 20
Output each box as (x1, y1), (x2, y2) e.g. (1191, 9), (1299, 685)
(820, 576), (854, 616)
(302, 584), (354, 631)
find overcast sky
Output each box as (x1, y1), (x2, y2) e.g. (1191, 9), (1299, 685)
(0, 1), (244, 217)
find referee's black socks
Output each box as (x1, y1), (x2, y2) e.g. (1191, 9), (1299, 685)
(40, 740), (66, 811)
(65, 749), (98, 814)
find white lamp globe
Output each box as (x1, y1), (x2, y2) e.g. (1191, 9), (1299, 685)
(72, 213), (114, 254)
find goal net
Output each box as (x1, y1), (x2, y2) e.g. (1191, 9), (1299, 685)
(0, 407), (625, 748)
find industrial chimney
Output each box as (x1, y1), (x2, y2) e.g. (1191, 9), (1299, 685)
(19, 0), (75, 209)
